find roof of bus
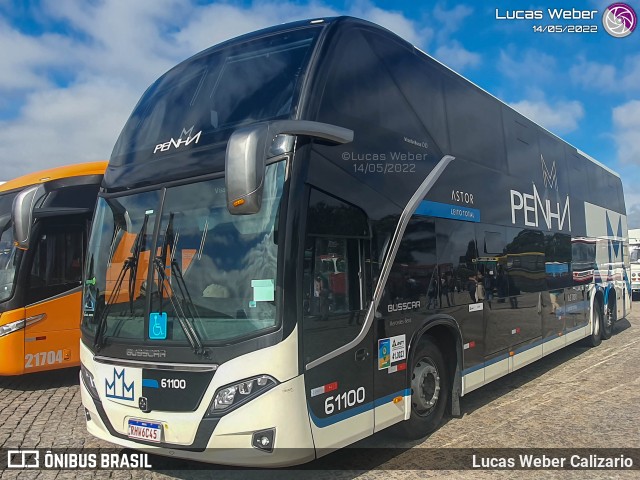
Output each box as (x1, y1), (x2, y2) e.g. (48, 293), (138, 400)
(0, 161), (108, 194)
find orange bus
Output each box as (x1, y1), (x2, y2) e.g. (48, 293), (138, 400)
(0, 162), (106, 375)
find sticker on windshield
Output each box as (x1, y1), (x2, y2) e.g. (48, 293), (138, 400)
(149, 312), (167, 340)
(252, 279), (275, 302)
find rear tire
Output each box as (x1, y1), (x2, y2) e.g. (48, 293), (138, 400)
(602, 297), (616, 340)
(585, 301), (602, 347)
(396, 337), (449, 440)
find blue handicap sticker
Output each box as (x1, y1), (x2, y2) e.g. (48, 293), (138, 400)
(149, 312), (167, 340)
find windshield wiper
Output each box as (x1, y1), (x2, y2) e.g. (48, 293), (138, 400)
(93, 214), (149, 351)
(154, 213), (207, 356)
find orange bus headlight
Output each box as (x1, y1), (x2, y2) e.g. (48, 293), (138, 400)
(0, 319), (25, 338)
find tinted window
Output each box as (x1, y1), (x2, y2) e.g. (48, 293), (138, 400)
(505, 228), (546, 294)
(483, 230), (505, 255)
(566, 148), (588, 201)
(318, 29), (429, 141)
(445, 76), (507, 170)
(363, 32), (449, 152)
(545, 233), (572, 289)
(388, 217), (437, 309)
(41, 184), (100, 209)
(503, 108), (540, 180)
(302, 190), (370, 363)
(28, 222), (85, 304)
(539, 134), (569, 194)
(585, 161), (621, 210)
(436, 219), (478, 305)
(571, 238), (596, 285)
(112, 27), (320, 160)
(306, 189), (368, 237)
(0, 191), (19, 303)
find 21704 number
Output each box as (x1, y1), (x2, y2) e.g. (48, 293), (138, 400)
(25, 350), (63, 368)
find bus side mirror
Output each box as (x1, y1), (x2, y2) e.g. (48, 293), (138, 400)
(226, 120), (353, 215)
(12, 184), (45, 250)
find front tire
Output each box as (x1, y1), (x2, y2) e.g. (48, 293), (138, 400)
(396, 337), (449, 440)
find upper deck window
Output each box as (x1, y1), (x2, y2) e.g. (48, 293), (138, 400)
(111, 27), (321, 160)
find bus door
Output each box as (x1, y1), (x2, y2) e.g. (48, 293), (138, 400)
(301, 189), (374, 453)
(23, 218), (86, 373)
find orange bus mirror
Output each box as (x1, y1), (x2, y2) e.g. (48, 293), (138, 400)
(12, 184), (45, 250)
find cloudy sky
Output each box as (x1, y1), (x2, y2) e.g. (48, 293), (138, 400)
(1, 0), (639, 225)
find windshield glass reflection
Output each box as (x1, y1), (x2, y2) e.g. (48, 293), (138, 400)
(83, 162), (285, 345)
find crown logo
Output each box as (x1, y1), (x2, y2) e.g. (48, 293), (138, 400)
(105, 368), (134, 401)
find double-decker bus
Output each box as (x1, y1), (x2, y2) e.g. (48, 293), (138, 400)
(79, 17), (630, 466)
(0, 162), (106, 375)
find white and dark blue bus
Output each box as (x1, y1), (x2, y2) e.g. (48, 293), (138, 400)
(79, 17), (631, 466)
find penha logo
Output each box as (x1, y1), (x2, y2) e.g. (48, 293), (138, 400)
(510, 155), (571, 232)
(603, 3), (637, 37)
(154, 125), (202, 154)
(105, 368), (135, 401)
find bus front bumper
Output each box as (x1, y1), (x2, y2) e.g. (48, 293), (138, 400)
(80, 372), (316, 467)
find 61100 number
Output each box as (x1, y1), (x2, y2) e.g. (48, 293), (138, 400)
(324, 387), (365, 415)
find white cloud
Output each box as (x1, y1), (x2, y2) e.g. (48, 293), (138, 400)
(570, 58), (617, 90)
(0, 78), (139, 179)
(509, 97), (585, 135)
(433, 4), (473, 43)
(0, 1), (476, 178)
(612, 100), (640, 165)
(624, 189), (640, 228)
(570, 54), (640, 92)
(435, 42), (481, 71)
(620, 55), (640, 91)
(350, 2), (432, 46)
(171, 1), (339, 55)
(0, 20), (76, 91)
(498, 48), (557, 83)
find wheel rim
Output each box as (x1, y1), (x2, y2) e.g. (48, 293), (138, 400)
(594, 310), (600, 336)
(411, 356), (440, 416)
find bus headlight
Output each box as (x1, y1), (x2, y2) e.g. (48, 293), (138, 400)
(81, 364), (100, 400)
(206, 375), (277, 416)
(0, 319), (25, 338)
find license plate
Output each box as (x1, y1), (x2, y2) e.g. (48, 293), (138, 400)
(127, 419), (162, 443)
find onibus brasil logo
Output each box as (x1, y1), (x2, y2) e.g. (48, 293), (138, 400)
(603, 3), (637, 37)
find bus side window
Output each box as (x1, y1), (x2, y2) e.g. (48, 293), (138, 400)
(435, 219), (478, 305)
(302, 189), (370, 364)
(27, 222), (85, 304)
(387, 217), (437, 311)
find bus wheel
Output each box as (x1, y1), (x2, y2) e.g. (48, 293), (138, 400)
(585, 302), (602, 347)
(397, 337), (449, 440)
(602, 297), (616, 340)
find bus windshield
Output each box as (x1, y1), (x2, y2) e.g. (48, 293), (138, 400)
(631, 248), (640, 263)
(111, 26), (320, 161)
(0, 191), (20, 303)
(83, 161), (285, 346)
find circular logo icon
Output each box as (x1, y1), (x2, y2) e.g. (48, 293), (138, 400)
(603, 3), (637, 37)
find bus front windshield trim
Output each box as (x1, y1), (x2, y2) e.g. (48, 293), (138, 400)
(0, 192), (20, 304)
(83, 162), (285, 348)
